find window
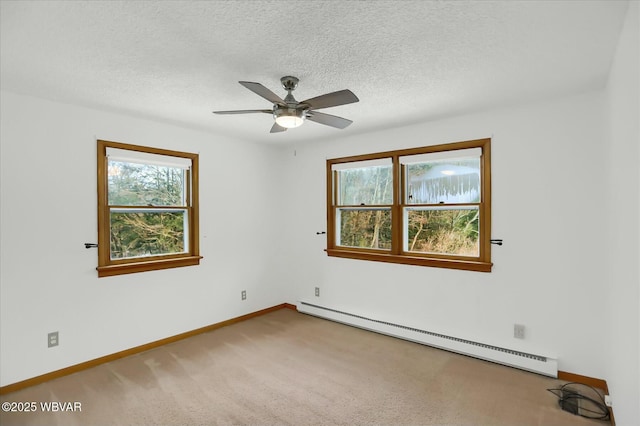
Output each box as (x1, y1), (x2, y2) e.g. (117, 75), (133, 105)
(326, 138), (492, 272)
(96, 140), (202, 277)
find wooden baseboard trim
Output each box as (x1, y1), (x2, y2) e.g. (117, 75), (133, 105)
(0, 303), (294, 395)
(557, 371), (614, 425)
(557, 370), (608, 392)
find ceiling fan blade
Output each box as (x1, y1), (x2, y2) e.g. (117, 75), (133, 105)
(301, 89), (359, 110)
(306, 111), (353, 129)
(239, 81), (286, 105)
(270, 122), (287, 133)
(213, 109), (272, 114)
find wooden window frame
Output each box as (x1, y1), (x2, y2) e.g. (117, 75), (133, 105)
(96, 140), (202, 277)
(326, 138), (492, 272)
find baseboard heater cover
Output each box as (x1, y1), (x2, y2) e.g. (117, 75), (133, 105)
(297, 301), (557, 378)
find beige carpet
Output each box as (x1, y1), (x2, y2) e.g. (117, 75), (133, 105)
(1, 308), (606, 425)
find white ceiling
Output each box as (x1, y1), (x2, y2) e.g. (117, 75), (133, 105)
(0, 0), (630, 144)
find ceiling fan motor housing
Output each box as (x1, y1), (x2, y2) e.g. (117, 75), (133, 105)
(273, 105), (305, 128)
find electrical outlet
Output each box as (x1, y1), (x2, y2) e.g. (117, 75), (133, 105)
(514, 324), (525, 339)
(48, 331), (59, 348)
(315, 287), (320, 297)
(241, 290), (246, 300)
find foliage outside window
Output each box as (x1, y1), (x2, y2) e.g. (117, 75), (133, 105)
(97, 140), (202, 277)
(326, 138), (492, 272)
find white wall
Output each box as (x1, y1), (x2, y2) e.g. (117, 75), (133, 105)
(281, 90), (609, 379)
(603, 2), (640, 425)
(0, 91), (287, 386)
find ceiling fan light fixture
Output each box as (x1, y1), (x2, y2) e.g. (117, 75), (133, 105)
(274, 107), (305, 128)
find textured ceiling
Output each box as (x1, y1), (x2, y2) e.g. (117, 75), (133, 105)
(0, 0), (630, 144)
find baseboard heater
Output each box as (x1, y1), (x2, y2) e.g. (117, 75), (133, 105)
(297, 301), (558, 378)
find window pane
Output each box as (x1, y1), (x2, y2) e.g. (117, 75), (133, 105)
(338, 209), (391, 250)
(406, 157), (480, 204)
(337, 165), (393, 205)
(110, 210), (187, 259)
(405, 207), (479, 256)
(108, 161), (185, 206)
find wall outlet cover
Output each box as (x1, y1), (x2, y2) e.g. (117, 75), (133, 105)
(514, 324), (525, 339)
(48, 331), (59, 348)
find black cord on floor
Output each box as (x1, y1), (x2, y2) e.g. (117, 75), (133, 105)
(547, 382), (610, 421)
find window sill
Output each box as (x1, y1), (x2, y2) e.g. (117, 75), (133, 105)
(97, 255), (203, 277)
(326, 249), (492, 272)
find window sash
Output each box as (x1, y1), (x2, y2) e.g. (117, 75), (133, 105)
(404, 163), (481, 205)
(403, 205), (480, 257)
(109, 208), (189, 260)
(107, 164), (188, 207)
(336, 207), (392, 250)
(334, 170), (394, 207)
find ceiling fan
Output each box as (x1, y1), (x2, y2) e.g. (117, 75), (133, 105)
(213, 76), (359, 133)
